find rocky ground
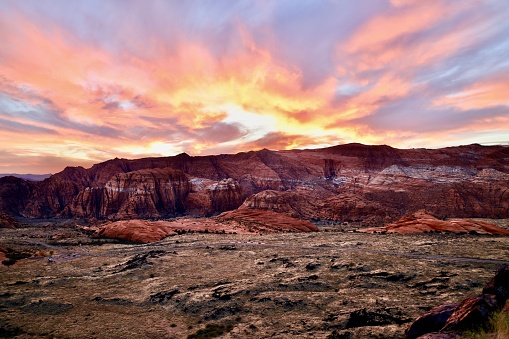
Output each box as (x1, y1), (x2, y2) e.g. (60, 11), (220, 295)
(1, 220), (509, 338)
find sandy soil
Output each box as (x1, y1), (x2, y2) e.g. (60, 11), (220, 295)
(1, 221), (508, 338)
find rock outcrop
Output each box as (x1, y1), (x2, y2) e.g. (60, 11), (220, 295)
(22, 177), (80, 218)
(96, 220), (176, 243)
(215, 207), (319, 233)
(358, 211), (509, 235)
(96, 209), (318, 243)
(406, 266), (509, 338)
(242, 189), (323, 219)
(185, 178), (243, 216)
(1, 143), (508, 221)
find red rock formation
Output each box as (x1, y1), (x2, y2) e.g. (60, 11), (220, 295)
(96, 209), (318, 243)
(0, 176), (33, 215)
(96, 220), (176, 243)
(185, 178), (243, 216)
(242, 190), (321, 219)
(215, 207), (319, 233)
(1, 143), (508, 221)
(358, 211), (509, 235)
(23, 177), (79, 218)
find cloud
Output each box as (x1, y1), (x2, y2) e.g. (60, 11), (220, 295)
(247, 132), (296, 149)
(195, 122), (247, 143)
(0, 117), (58, 134)
(354, 98), (509, 134)
(242, 131), (342, 152)
(0, 1), (508, 172)
(0, 149), (97, 174)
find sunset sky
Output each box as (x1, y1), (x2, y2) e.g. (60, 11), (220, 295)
(1, 0), (508, 174)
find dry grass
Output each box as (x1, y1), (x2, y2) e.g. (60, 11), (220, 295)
(466, 311), (509, 339)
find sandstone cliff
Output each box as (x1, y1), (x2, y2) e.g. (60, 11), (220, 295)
(68, 168), (190, 219)
(185, 178), (243, 216)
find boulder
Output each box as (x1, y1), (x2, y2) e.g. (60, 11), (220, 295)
(406, 304), (458, 339)
(407, 266), (509, 338)
(441, 294), (499, 332)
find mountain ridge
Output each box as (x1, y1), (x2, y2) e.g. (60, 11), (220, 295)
(0, 173), (52, 181)
(1, 143), (508, 222)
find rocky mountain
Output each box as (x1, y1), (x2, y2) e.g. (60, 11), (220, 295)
(0, 143), (508, 222)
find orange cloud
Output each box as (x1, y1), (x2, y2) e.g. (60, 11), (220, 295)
(0, 8), (342, 169)
(345, 1), (447, 54)
(435, 76), (509, 111)
(337, 1), (478, 76)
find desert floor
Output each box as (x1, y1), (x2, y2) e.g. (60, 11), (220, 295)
(2, 220), (509, 338)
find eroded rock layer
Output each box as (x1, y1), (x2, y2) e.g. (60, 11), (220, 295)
(215, 207), (319, 233)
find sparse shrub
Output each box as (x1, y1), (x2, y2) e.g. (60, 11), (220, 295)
(465, 311), (509, 338)
(1, 251), (32, 266)
(2, 258), (16, 266)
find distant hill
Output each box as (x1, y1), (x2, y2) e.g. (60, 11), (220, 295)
(0, 173), (52, 181)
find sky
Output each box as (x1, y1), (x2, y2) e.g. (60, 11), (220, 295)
(1, 0), (508, 174)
